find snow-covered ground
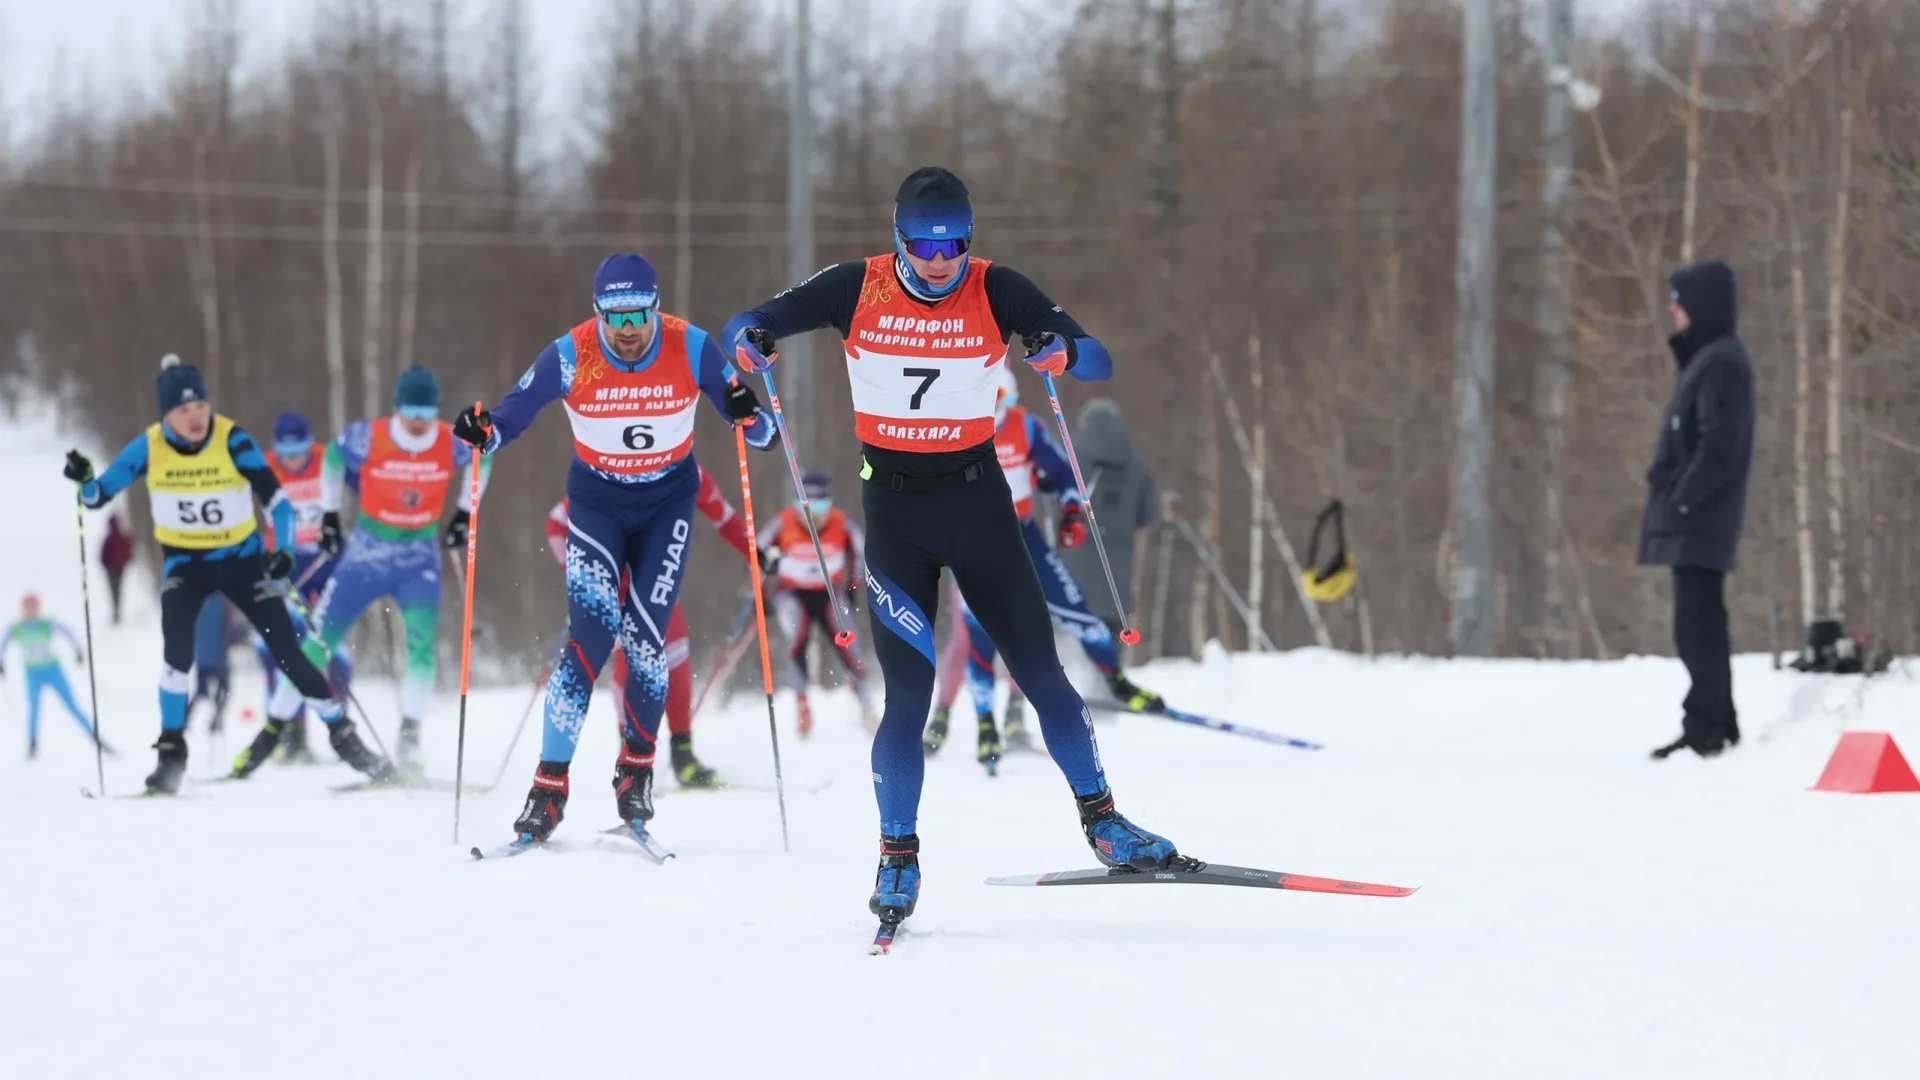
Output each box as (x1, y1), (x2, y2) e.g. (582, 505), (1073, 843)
(6, 406), (1920, 1079)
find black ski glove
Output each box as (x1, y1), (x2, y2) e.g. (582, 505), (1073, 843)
(64, 450), (94, 484)
(318, 511), (344, 557)
(444, 508), (471, 550)
(452, 404), (494, 449)
(265, 550), (296, 580)
(725, 381), (765, 424)
(758, 547), (781, 577)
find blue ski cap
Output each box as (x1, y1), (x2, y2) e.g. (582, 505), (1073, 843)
(593, 253), (660, 313)
(394, 364), (441, 413)
(801, 468), (832, 514)
(155, 353), (208, 417)
(894, 167), (973, 298)
(273, 411), (313, 454)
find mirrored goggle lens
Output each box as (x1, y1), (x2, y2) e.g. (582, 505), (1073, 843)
(899, 234), (970, 260)
(397, 405), (439, 420)
(273, 439), (312, 457)
(599, 307), (654, 328)
(805, 497), (832, 515)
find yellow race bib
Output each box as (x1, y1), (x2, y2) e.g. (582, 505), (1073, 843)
(145, 415), (259, 549)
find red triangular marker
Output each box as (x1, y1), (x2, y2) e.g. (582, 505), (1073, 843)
(1811, 731), (1920, 793)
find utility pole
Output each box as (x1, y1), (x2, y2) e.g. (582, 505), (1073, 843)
(1536, 0), (1574, 657)
(785, 0), (815, 460)
(1451, 0), (1498, 657)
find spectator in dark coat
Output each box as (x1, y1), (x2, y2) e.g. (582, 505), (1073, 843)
(1639, 259), (1755, 760)
(100, 513), (134, 625)
(1058, 399), (1158, 649)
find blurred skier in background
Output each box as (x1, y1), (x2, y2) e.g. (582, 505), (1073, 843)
(303, 365), (488, 780)
(758, 469), (875, 736)
(100, 513), (134, 625)
(262, 409), (349, 762)
(923, 371), (1165, 769)
(1, 593), (106, 758)
(64, 355), (392, 793)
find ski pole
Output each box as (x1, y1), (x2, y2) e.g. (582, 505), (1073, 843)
(484, 625), (566, 793)
(73, 492), (106, 796)
(292, 552), (333, 595)
(731, 395), (790, 852)
(1037, 369), (1140, 644)
(1083, 699), (1320, 750)
(688, 594), (756, 724)
(280, 586), (394, 761)
(452, 402), (486, 844)
(1164, 499), (1278, 652)
(756, 369), (856, 647)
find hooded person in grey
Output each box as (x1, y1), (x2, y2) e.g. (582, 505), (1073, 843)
(1058, 399), (1159, 648)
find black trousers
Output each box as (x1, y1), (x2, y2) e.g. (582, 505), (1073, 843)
(862, 463), (1106, 830)
(160, 552), (333, 701)
(1672, 566), (1738, 745)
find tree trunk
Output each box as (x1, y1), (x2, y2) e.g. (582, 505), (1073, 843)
(361, 98), (387, 418)
(1681, 3), (1703, 263)
(321, 117), (347, 435)
(397, 148), (423, 369)
(1822, 48), (1852, 619)
(1536, 0), (1575, 657)
(1245, 329), (1268, 650)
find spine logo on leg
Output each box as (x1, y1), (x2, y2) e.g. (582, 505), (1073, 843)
(866, 567), (934, 664)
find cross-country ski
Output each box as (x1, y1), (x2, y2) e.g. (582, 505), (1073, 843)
(985, 861), (1418, 897)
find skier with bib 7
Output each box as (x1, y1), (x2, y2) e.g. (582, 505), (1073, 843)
(722, 167), (1181, 935)
(454, 254), (776, 844)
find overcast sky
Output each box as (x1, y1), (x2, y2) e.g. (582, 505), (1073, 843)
(2, 0), (1645, 162)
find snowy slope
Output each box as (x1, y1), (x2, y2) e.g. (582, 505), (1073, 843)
(5, 406), (1920, 1080)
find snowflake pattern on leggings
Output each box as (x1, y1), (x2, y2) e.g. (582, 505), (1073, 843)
(565, 540), (622, 636)
(545, 653), (592, 746)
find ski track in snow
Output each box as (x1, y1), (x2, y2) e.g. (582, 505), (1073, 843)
(5, 405), (1920, 1079)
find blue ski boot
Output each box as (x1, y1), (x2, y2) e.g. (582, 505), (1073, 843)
(1076, 788), (1178, 870)
(868, 833), (921, 925)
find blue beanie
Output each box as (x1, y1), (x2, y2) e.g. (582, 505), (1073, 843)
(155, 354), (208, 417)
(593, 253), (660, 311)
(893, 167), (974, 298)
(394, 365), (441, 410)
(802, 469), (832, 500)
(273, 411), (312, 446)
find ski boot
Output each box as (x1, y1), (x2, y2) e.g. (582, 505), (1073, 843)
(669, 732), (720, 789)
(796, 691), (814, 738)
(869, 833), (921, 926)
(613, 735), (656, 823)
(231, 718), (290, 779)
(395, 717), (425, 781)
(327, 719), (398, 782)
(923, 706), (950, 757)
(976, 710), (1002, 774)
(514, 761), (569, 841)
(1076, 788), (1179, 870)
(1107, 671), (1166, 714)
(146, 729), (189, 795)
(1003, 693), (1035, 752)
(278, 714), (317, 764)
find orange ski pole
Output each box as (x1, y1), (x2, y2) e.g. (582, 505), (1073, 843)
(733, 382), (790, 852)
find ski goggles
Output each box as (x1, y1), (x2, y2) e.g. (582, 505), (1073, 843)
(272, 438), (313, 458)
(598, 306), (654, 329)
(898, 232), (971, 261)
(397, 405), (439, 421)
(804, 497), (832, 516)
